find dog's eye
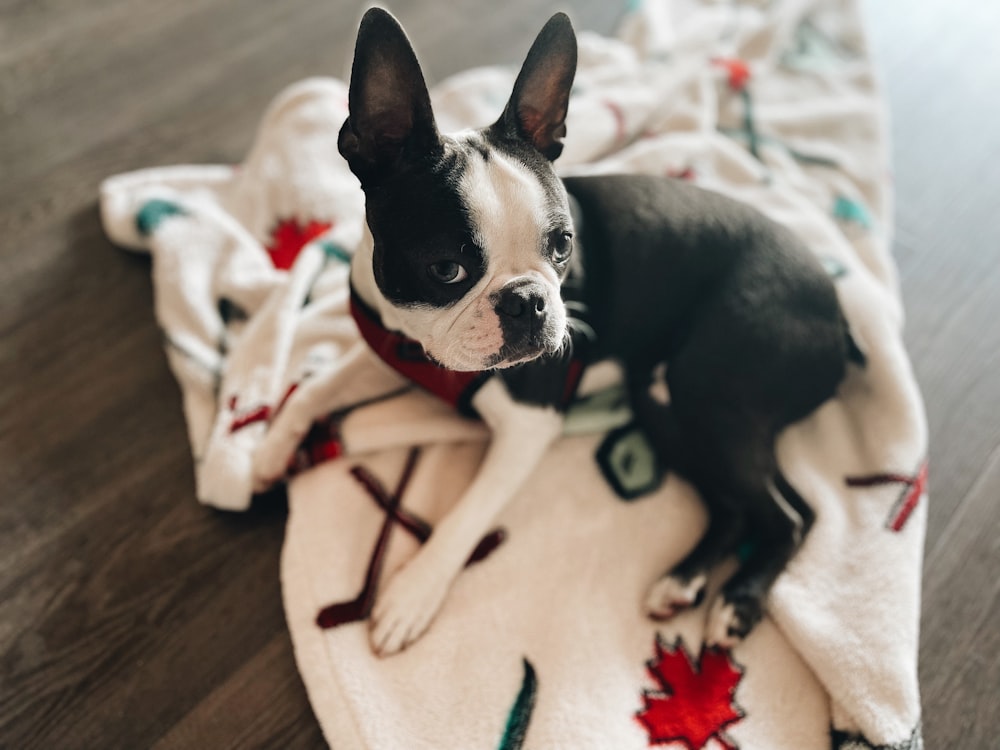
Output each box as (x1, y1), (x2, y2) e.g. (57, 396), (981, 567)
(550, 231), (573, 263)
(427, 261), (468, 284)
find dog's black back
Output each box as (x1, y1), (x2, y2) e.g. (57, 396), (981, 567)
(565, 173), (851, 431)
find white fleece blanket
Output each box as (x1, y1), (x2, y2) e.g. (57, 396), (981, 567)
(100, 1), (927, 748)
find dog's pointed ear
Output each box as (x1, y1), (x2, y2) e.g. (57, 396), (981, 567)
(338, 8), (441, 181)
(492, 13), (577, 161)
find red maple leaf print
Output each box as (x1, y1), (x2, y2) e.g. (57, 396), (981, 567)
(265, 218), (333, 269)
(636, 636), (745, 749)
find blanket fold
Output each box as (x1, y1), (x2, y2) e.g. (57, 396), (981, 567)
(101, 1), (926, 748)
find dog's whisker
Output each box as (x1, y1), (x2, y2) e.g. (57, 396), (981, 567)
(566, 315), (596, 343)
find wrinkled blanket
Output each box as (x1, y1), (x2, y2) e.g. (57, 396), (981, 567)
(100, 0), (927, 747)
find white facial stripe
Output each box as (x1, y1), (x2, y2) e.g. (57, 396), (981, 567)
(459, 145), (556, 286)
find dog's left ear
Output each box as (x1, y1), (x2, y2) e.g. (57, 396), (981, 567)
(492, 13), (577, 161)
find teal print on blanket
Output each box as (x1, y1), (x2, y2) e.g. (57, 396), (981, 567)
(319, 240), (352, 265)
(833, 195), (872, 230)
(717, 127), (840, 170)
(497, 659), (538, 750)
(302, 240), (352, 307)
(781, 19), (857, 74)
(820, 256), (849, 280)
(162, 331), (222, 383)
(303, 241), (353, 307)
(136, 199), (186, 236)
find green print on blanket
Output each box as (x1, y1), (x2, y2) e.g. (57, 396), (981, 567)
(820, 256), (849, 280)
(319, 240), (352, 265)
(303, 240), (353, 307)
(497, 659), (538, 750)
(136, 199), (186, 237)
(781, 18), (858, 74)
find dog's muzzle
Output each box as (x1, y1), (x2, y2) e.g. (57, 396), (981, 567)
(491, 280), (557, 366)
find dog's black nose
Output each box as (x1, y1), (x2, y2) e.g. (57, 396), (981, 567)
(496, 286), (546, 319)
(492, 282), (552, 362)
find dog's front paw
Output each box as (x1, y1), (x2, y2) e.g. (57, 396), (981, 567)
(705, 591), (763, 650)
(370, 551), (454, 657)
(645, 572), (707, 621)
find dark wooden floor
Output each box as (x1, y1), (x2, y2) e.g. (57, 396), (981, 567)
(1, 1), (996, 748)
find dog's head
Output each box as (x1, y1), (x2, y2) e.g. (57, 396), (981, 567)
(339, 8), (578, 371)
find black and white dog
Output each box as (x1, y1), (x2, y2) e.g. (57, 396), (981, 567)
(339, 8), (861, 656)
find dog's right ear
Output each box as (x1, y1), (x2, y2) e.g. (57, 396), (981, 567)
(338, 8), (441, 182)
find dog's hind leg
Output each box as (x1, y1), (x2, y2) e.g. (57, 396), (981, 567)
(705, 470), (815, 648)
(635, 370), (756, 621)
(625, 363), (680, 466)
(646, 507), (744, 620)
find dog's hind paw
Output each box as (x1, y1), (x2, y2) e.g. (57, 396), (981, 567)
(705, 592), (762, 649)
(645, 573), (707, 621)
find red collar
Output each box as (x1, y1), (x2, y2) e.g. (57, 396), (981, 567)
(349, 287), (489, 417)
